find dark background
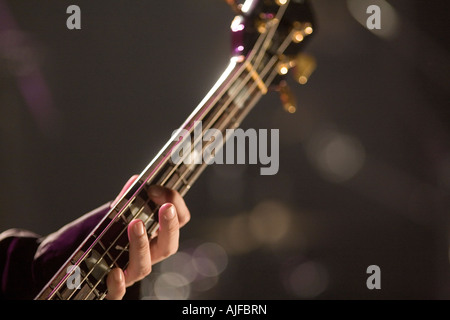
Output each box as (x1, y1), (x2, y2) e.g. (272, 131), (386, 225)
(1, 0), (449, 299)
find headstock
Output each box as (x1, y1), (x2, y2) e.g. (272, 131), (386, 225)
(226, 0), (316, 112)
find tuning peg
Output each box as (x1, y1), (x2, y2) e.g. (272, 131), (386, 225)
(276, 55), (294, 75)
(224, 0), (242, 14)
(291, 53), (316, 85)
(278, 80), (297, 114)
(292, 22), (314, 42)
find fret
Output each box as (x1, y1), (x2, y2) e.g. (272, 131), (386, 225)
(228, 73), (253, 108)
(73, 283), (98, 300)
(133, 63), (245, 187)
(179, 162), (209, 197)
(90, 217), (130, 268)
(69, 249), (85, 266)
(83, 274), (107, 300)
(147, 162), (176, 188)
(47, 261), (83, 300)
(98, 240), (117, 269)
(54, 290), (63, 300)
(128, 194), (151, 224)
(63, 267), (89, 300)
(85, 244), (113, 279)
(58, 285), (75, 300)
(63, 254), (108, 300)
(178, 64), (243, 131)
(144, 70), (263, 197)
(160, 81), (255, 192)
(164, 165), (191, 192)
(39, 259), (79, 300)
(75, 279), (100, 300)
(170, 112), (249, 195)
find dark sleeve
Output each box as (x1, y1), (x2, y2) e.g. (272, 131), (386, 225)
(0, 229), (41, 299)
(0, 202), (140, 300)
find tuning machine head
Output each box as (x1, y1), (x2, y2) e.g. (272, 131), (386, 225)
(277, 80), (297, 114)
(291, 53), (316, 85)
(291, 22), (314, 43)
(276, 53), (316, 84)
(274, 53), (316, 114)
(276, 55), (292, 75)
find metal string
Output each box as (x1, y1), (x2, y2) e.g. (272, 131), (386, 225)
(50, 2), (294, 300)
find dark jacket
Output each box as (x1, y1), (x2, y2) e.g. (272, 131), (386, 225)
(0, 203), (139, 299)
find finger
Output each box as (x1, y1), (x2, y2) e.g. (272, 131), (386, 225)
(111, 175), (139, 208)
(148, 185), (191, 227)
(105, 268), (126, 300)
(150, 203), (180, 265)
(124, 219), (152, 286)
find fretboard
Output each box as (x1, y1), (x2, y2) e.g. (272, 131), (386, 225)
(32, 0), (318, 299)
(34, 50), (280, 300)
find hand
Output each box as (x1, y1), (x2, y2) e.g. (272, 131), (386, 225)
(105, 176), (190, 300)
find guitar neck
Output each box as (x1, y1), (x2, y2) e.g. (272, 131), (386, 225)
(35, 53), (275, 300)
(34, 0), (317, 300)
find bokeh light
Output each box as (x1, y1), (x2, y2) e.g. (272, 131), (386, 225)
(283, 260), (329, 299)
(248, 200), (292, 245)
(347, 0), (399, 39)
(306, 128), (365, 183)
(154, 272), (191, 300)
(144, 241), (229, 299)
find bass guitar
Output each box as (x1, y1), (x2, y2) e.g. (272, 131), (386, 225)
(35, 0), (316, 300)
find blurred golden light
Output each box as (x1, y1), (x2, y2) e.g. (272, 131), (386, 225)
(298, 75), (308, 84)
(286, 105), (296, 113)
(257, 21), (267, 34)
(223, 213), (259, 254)
(304, 26), (313, 35)
(249, 200), (292, 245)
(293, 31), (304, 43)
(292, 54), (316, 85)
(278, 65), (289, 75)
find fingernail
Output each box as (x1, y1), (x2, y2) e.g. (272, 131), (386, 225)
(134, 220), (145, 236)
(114, 269), (123, 282)
(162, 204), (176, 220)
(149, 185), (164, 198)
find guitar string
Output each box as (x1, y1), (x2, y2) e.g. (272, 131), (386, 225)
(47, 51), (251, 300)
(84, 45), (282, 301)
(42, 4), (265, 300)
(79, 85), (260, 299)
(89, 81), (269, 300)
(85, 50), (289, 300)
(80, 44), (288, 300)
(55, 30), (287, 301)
(57, 24), (278, 300)
(147, 0), (293, 195)
(52, 3), (297, 299)
(75, 9), (299, 300)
